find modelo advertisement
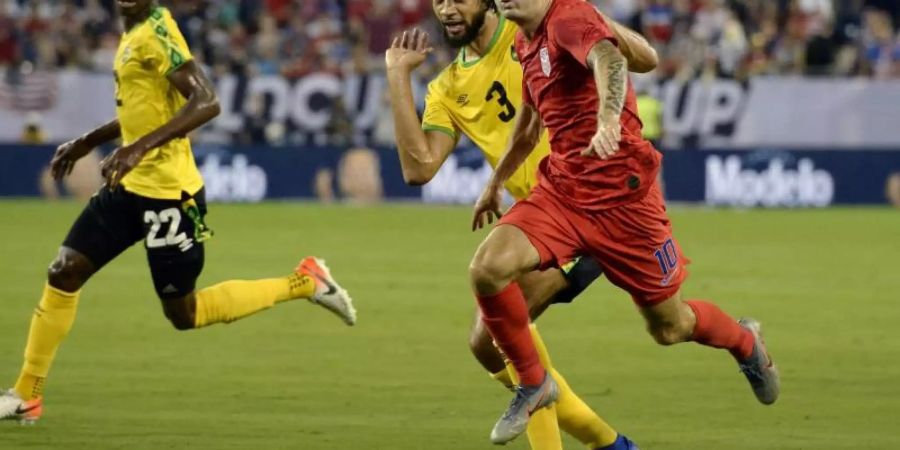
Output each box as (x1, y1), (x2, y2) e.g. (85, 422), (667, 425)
(1, 145), (898, 207)
(662, 149), (900, 207)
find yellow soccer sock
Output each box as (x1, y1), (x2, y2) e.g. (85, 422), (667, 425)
(491, 367), (515, 390)
(526, 403), (564, 450)
(14, 283), (80, 400)
(193, 274), (316, 327)
(529, 325), (618, 449)
(551, 368), (618, 448)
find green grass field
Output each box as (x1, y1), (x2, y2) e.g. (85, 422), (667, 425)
(1, 200), (898, 450)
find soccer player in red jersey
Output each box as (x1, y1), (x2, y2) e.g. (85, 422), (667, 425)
(469, 0), (780, 443)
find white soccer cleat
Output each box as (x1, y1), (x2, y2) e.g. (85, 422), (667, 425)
(737, 318), (780, 405)
(490, 373), (559, 445)
(295, 257), (357, 326)
(0, 389), (42, 424)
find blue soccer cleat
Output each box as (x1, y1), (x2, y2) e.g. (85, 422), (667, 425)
(596, 434), (640, 450)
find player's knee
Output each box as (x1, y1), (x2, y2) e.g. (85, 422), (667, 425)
(47, 249), (93, 292)
(162, 295), (197, 331)
(469, 258), (513, 293)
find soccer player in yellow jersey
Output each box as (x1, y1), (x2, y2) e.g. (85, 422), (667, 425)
(386, 1), (657, 449)
(0, 0), (356, 423)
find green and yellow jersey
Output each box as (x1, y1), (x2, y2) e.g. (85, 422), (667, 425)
(113, 6), (203, 200)
(422, 16), (550, 201)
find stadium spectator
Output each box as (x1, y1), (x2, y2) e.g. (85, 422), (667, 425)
(3, 1), (898, 77)
(3, 0), (900, 147)
(19, 111), (44, 144)
(861, 8), (900, 78)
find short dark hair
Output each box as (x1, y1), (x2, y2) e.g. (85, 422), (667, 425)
(483, 0), (497, 11)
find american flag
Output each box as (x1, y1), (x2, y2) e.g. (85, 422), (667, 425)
(0, 69), (59, 111)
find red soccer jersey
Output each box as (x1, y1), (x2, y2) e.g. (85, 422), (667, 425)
(515, 0), (661, 211)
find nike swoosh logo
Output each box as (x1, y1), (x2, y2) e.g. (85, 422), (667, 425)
(527, 391), (548, 416)
(315, 276), (337, 295)
(302, 263), (338, 296)
(660, 265), (680, 286)
(15, 403), (39, 415)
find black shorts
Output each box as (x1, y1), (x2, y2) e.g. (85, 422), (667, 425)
(62, 186), (212, 300)
(552, 256), (604, 304)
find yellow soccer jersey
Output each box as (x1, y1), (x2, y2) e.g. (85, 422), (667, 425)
(114, 6), (203, 200)
(422, 16), (551, 201)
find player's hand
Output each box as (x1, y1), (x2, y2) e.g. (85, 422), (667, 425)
(50, 138), (94, 180)
(582, 114), (622, 159)
(385, 28), (433, 72)
(472, 184), (504, 231)
(99, 143), (149, 189)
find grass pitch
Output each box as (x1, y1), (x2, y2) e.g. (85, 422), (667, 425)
(1, 200), (898, 450)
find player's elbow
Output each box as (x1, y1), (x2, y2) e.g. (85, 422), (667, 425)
(190, 85), (221, 122)
(400, 154), (439, 186)
(631, 49), (659, 73)
(202, 97), (221, 120)
(402, 168), (435, 186)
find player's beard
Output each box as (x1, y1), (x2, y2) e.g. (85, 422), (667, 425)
(439, 9), (488, 49)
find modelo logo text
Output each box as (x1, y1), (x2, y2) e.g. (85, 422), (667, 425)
(705, 155), (834, 207)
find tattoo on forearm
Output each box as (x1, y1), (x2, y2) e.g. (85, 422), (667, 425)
(590, 41), (628, 118)
(604, 57), (626, 116)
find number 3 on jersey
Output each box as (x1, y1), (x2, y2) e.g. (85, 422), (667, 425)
(485, 81), (516, 122)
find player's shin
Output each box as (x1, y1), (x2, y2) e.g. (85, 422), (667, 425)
(193, 274), (314, 327)
(686, 299), (754, 360)
(476, 282), (545, 386)
(491, 329), (564, 450)
(529, 326), (618, 449)
(14, 283), (80, 400)
(526, 404), (564, 450)
(551, 367), (619, 449)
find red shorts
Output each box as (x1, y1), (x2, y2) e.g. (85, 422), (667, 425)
(499, 182), (687, 307)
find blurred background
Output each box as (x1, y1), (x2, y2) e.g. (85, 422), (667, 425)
(1, 0), (899, 207)
(1, 4), (899, 449)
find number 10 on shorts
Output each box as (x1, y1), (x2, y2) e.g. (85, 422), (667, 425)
(654, 238), (678, 276)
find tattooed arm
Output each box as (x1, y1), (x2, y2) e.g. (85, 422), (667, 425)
(582, 40), (628, 159)
(599, 12), (658, 73)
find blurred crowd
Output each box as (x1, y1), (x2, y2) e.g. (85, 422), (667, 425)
(1, 0), (899, 80)
(3, 0), (900, 205)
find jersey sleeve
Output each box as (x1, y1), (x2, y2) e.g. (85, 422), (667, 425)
(421, 80), (459, 140)
(144, 8), (194, 77)
(521, 75), (534, 108)
(515, 40), (534, 108)
(551, 4), (617, 68)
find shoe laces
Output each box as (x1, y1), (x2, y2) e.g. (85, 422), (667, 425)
(739, 361), (765, 384)
(739, 348), (769, 385)
(501, 386), (531, 420)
